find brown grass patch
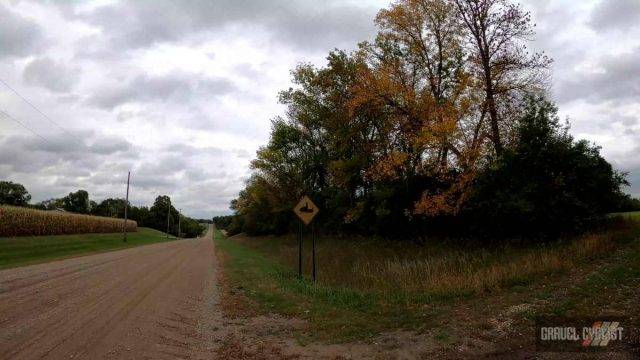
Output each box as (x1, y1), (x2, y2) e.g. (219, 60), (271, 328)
(234, 220), (639, 297)
(215, 334), (299, 360)
(216, 244), (257, 319)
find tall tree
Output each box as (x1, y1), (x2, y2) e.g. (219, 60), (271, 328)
(354, 0), (481, 216)
(149, 195), (178, 235)
(375, 0), (467, 169)
(0, 181), (31, 206)
(453, 0), (550, 155)
(91, 198), (127, 218)
(63, 190), (90, 213)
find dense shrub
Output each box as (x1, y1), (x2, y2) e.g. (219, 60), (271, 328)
(466, 98), (628, 238)
(0, 206), (137, 237)
(615, 195), (640, 213)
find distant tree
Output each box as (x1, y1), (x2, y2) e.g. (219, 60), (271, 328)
(616, 194), (640, 212)
(195, 218), (213, 224)
(178, 216), (206, 238)
(149, 195), (179, 235)
(0, 181), (31, 206)
(212, 215), (234, 229)
(33, 198), (64, 210)
(128, 206), (151, 227)
(63, 190), (91, 214)
(92, 198), (127, 218)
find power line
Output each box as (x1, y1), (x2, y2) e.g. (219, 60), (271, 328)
(0, 77), (85, 146)
(0, 107), (52, 145)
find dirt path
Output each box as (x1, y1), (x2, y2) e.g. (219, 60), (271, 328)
(0, 228), (219, 360)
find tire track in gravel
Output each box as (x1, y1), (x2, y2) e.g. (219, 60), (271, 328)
(0, 244), (184, 337)
(0, 227), (218, 359)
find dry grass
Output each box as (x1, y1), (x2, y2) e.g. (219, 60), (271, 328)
(0, 205), (137, 237)
(355, 232), (616, 295)
(216, 334), (299, 360)
(215, 247), (257, 319)
(235, 220), (639, 298)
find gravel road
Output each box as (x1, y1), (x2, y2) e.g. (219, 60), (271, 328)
(0, 228), (219, 359)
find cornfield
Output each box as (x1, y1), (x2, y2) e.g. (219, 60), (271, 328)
(0, 206), (137, 237)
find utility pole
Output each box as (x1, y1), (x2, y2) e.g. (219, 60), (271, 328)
(178, 208), (182, 239)
(166, 199), (171, 238)
(122, 171), (130, 242)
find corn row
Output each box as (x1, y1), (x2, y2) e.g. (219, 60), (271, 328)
(0, 206), (137, 237)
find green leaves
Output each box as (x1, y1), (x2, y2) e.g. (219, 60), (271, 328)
(0, 181), (31, 206)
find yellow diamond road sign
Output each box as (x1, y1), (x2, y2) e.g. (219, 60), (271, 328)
(294, 196), (319, 225)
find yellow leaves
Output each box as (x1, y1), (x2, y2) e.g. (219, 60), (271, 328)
(366, 151), (409, 181)
(413, 169), (477, 216)
(344, 201), (366, 224)
(414, 192), (455, 216)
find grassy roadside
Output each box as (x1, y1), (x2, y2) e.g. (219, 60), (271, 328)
(214, 229), (425, 342)
(609, 210), (640, 219)
(214, 216), (640, 344)
(545, 234), (640, 319)
(0, 227), (175, 269)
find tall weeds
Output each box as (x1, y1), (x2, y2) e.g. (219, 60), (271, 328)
(236, 219), (639, 297)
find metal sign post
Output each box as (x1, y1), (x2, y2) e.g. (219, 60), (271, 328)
(298, 218), (302, 278)
(122, 171), (130, 242)
(311, 221), (316, 282)
(293, 196), (319, 282)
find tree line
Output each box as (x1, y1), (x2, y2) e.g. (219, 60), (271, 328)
(225, 0), (637, 240)
(0, 181), (205, 238)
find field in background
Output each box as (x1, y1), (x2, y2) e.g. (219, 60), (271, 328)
(0, 205), (137, 237)
(215, 216), (640, 342)
(0, 227), (173, 269)
(609, 210), (640, 219)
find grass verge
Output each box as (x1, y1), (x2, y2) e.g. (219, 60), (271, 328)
(0, 227), (175, 269)
(214, 229), (427, 342)
(545, 235), (640, 319)
(214, 219), (640, 343)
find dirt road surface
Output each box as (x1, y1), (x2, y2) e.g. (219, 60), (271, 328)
(0, 228), (221, 359)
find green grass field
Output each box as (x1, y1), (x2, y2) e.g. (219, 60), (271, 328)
(610, 210), (640, 219)
(215, 217), (640, 343)
(0, 227), (176, 269)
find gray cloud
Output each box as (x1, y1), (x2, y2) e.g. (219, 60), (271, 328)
(89, 136), (134, 155)
(0, 133), (138, 174)
(87, 72), (235, 109)
(589, 0), (640, 32)
(23, 57), (79, 92)
(619, 115), (638, 127)
(75, 0), (377, 52)
(556, 47), (640, 104)
(165, 143), (227, 158)
(626, 167), (640, 197)
(0, 4), (43, 58)
(1, 0), (380, 217)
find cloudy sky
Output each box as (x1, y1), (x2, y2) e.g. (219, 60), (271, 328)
(0, 0), (638, 218)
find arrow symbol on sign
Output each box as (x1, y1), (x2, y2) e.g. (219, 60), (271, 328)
(299, 202), (314, 213)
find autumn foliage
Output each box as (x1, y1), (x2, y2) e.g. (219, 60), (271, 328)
(228, 0), (627, 239)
